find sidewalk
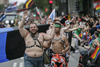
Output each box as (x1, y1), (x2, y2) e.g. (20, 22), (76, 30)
(68, 45), (88, 67)
(68, 52), (80, 67)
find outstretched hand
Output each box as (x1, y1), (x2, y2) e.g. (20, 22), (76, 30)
(80, 39), (85, 43)
(94, 39), (99, 43)
(79, 25), (83, 29)
(23, 10), (28, 19)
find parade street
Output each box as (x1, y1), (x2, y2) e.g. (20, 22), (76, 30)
(0, 52), (80, 67)
(1, 0), (100, 67)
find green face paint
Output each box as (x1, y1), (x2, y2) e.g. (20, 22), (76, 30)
(55, 24), (61, 28)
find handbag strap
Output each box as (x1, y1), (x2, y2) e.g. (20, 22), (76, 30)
(36, 38), (43, 50)
(30, 32), (43, 50)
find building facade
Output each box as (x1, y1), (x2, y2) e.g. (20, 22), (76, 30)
(58, 0), (96, 16)
(0, 0), (9, 4)
(0, 0), (5, 4)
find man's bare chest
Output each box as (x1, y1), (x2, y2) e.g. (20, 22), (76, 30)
(25, 34), (43, 45)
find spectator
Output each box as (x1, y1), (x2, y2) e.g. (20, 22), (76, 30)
(41, 18), (46, 24)
(14, 19), (19, 26)
(89, 22), (97, 36)
(0, 21), (4, 28)
(85, 15), (90, 21)
(26, 20), (32, 25)
(47, 18), (52, 24)
(98, 16), (100, 25)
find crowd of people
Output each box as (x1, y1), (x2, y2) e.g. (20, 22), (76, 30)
(45, 14), (100, 67)
(0, 15), (45, 28)
(1, 10), (100, 67)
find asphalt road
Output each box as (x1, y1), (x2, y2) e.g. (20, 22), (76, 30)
(0, 52), (80, 67)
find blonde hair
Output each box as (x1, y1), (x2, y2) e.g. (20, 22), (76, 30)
(53, 18), (60, 23)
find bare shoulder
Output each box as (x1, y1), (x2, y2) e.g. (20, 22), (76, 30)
(62, 34), (67, 38)
(39, 32), (44, 36)
(62, 34), (67, 40)
(39, 32), (47, 37)
(40, 32), (46, 35)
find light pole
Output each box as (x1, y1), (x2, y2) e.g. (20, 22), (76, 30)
(49, 0), (53, 13)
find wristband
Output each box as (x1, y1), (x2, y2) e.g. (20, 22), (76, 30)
(62, 50), (65, 52)
(61, 50), (66, 53)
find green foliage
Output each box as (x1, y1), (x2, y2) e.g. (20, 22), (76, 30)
(33, 0), (59, 16)
(21, 0), (60, 16)
(34, 0), (49, 9)
(33, 0), (50, 15)
(0, 4), (4, 10)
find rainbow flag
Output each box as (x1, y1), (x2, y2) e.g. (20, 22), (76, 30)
(91, 46), (100, 59)
(17, 0), (36, 12)
(95, 4), (100, 12)
(79, 33), (82, 38)
(89, 35), (94, 43)
(88, 35), (94, 47)
(89, 36), (93, 42)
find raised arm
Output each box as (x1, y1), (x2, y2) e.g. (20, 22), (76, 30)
(93, 21), (98, 27)
(82, 27), (89, 32)
(65, 26), (83, 32)
(84, 45), (90, 50)
(42, 23), (55, 41)
(61, 24), (70, 34)
(94, 39), (100, 48)
(18, 11), (29, 38)
(73, 33), (83, 42)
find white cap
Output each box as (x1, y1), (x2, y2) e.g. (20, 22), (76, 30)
(83, 33), (86, 35)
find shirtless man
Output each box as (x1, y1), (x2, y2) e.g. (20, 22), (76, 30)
(44, 21), (70, 59)
(18, 11), (55, 67)
(51, 22), (69, 54)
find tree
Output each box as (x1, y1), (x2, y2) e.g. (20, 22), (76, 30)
(0, 4), (4, 11)
(33, 0), (59, 16)
(33, 0), (50, 15)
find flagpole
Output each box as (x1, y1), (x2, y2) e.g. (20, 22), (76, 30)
(35, 7), (42, 20)
(46, 9), (55, 24)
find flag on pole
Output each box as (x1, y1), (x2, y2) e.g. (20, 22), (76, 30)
(0, 13), (6, 22)
(60, 15), (68, 25)
(23, 0), (36, 9)
(17, 0), (36, 12)
(36, 7), (42, 20)
(5, 2), (17, 12)
(68, 14), (70, 20)
(48, 9), (55, 22)
(60, 14), (71, 25)
(89, 35), (95, 47)
(79, 33), (83, 38)
(91, 46), (100, 59)
(95, 4), (100, 12)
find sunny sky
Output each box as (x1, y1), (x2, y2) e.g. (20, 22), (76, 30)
(9, 0), (27, 5)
